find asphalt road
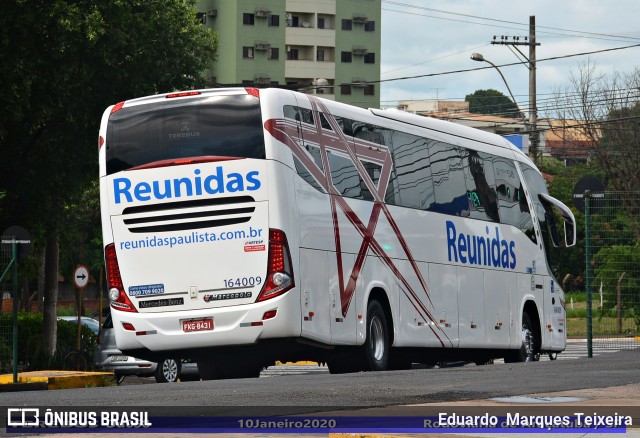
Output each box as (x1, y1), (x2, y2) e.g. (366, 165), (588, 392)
(1, 350), (638, 408)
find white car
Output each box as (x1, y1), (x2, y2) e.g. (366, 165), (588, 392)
(57, 316), (101, 335)
(93, 313), (199, 383)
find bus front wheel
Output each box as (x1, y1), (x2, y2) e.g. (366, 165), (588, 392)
(505, 311), (539, 363)
(363, 300), (390, 371)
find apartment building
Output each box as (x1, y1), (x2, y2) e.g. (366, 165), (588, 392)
(197, 0), (381, 108)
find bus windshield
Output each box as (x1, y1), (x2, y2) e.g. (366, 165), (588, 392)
(106, 95), (265, 175)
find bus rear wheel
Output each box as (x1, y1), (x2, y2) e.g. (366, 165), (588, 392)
(505, 311), (539, 363)
(363, 300), (390, 371)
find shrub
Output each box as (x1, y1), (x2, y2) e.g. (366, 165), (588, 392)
(0, 312), (96, 371)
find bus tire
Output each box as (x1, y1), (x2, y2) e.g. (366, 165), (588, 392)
(363, 300), (390, 371)
(155, 358), (181, 383)
(505, 311), (539, 363)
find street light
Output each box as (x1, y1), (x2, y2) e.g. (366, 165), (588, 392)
(471, 52), (534, 159)
(470, 52), (521, 118)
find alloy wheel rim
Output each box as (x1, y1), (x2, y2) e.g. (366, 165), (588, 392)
(164, 359), (178, 381)
(370, 316), (385, 361)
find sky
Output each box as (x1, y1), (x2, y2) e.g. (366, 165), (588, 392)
(379, 0), (640, 115)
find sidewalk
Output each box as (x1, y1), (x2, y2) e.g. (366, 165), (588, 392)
(0, 370), (113, 391)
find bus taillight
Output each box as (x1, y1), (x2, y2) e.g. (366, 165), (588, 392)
(111, 101), (125, 114)
(105, 243), (138, 313)
(166, 91), (202, 98)
(245, 87), (260, 98)
(256, 229), (294, 302)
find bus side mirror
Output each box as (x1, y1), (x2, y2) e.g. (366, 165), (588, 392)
(539, 193), (577, 247)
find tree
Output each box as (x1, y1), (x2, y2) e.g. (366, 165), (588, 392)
(595, 246), (640, 331)
(553, 61), (640, 240)
(465, 89), (523, 118)
(0, 0), (217, 356)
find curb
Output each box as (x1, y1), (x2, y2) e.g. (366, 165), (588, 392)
(0, 371), (114, 391)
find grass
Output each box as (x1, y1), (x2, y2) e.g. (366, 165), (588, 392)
(564, 292), (639, 337)
(567, 317), (638, 338)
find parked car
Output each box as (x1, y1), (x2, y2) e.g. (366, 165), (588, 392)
(57, 316), (100, 335)
(93, 313), (198, 383)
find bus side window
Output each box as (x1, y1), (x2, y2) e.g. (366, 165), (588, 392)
(463, 150), (500, 222)
(429, 143), (467, 216)
(494, 158), (536, 243)
(327, 151), (363, 199)
(359, 161), (381, 201)
(387, 131), (434, 210)
(319, 112), (332, 130)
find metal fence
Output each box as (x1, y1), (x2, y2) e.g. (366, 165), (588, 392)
(0, 239), (16, 379)
(585, 191), (640, 352)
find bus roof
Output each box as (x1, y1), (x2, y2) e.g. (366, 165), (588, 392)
(369, 108), (532, 163)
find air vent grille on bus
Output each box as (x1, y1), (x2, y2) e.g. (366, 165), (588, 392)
(121, 196), (255, 233)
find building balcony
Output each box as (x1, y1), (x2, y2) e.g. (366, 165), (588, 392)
(286, 27), (335, 47)
(285, 60), (335, 80)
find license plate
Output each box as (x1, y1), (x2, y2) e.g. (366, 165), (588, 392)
(110, 355), (129, 362)
(182, 318), (214, 332)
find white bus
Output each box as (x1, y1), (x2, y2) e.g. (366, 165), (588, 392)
(99, 87), (576, 379)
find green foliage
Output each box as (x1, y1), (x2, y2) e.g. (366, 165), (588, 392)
(598, 100), (640, 197)
(594, 245), (640, 330)
(540, 157), (604, 290)
(465, 89), (523, 118)
(0, 0), (217, 249)
(0, 312), (97, 371)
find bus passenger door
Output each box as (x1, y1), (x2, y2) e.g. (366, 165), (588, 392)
(544, 276), (566, 351)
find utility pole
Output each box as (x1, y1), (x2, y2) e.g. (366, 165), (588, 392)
(491, 16), (540, 161)
(528, 16), (538, 162)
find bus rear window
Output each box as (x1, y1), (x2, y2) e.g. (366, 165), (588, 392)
(106, 95), (265, 174)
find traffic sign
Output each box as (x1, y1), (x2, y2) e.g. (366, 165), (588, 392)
(572, 175), (604, 213)
(74, 265), (90, 289)
(1, 226), (32, 259)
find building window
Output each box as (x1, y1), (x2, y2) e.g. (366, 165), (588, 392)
(317, 17), (325, 29)
(317, 49), (325, 61)
(342, 19), (352, 30)
(268, 15), (279, 26)
(287, 48), (299, 60)
(364, 52), (375, 64)
(243, 13), (255, 25)
(268, 47), (279, 60)
(341, 84), (352, 95)
(364, 84), (375, 96)
(242, 47), (254, 59)
(341, 51), (352, 63)
(364, 20), (376, 32)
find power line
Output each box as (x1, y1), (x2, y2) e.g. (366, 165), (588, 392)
(382, 1), (640, 43)
(381, 44), (491, 76)
(373, 43), (640, 86)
